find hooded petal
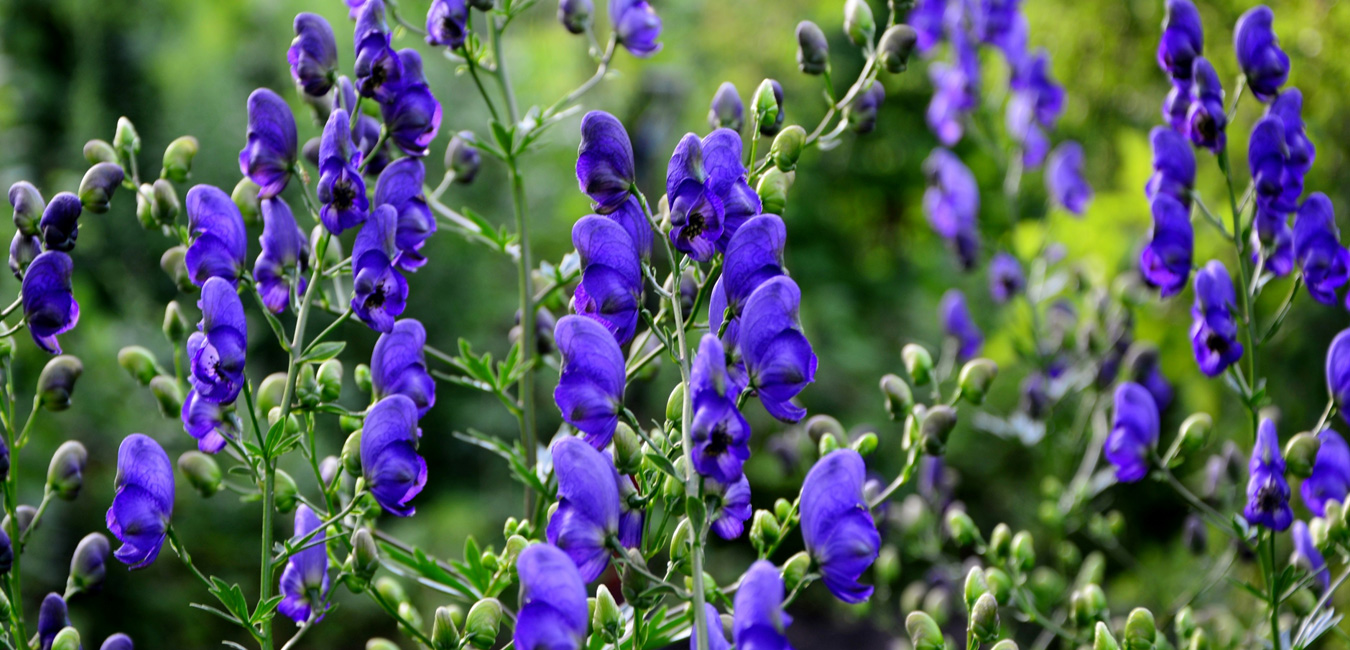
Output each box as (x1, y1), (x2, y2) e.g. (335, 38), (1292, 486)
(361, 395), (426, 516)
(21, 251), (79, 354)
(576, 112), (636, 213)
(186, 185), (248, 286)
(239, 89), (298, 198)
(371, 319), (436, 416)
(800, 449), (878, 604)
(553, 316), (626, 448)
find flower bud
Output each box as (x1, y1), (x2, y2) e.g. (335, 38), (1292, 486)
(162, 136), (199, 183)
(367, 639), (399, 650)
(253, 374), (286, 416)
(149, 375), (183, 417)
(463, 598), (502, 649)
(1124, 608), (1156, 650)
(38, 355), (84, 411)
(613, 422), (643, 475)
(796, 21), (830, 74)
(752, 79), (785, 136)
(1077, 552), (1106, 588)
(971, 593), (999, 642)
(878, 24), (919, 72)
(708, 82), (745, 133)
(1173, 607), (1196, 641)
(9, 232), (39, 279)
(592, 585), (621, 642)
(0, 529), (10, 574)
(756, 167), (793, 216)
(376, 577), (408, 606)
(175, 450), (223, 497)
(946, 509), (980, 547)
(341, 429), (364, 477)
(843, 0), (876, 46)
(44, 441), (87, 502)
(852, 431), (879, 456)
(1011, 530), (1036, 573)
(904, 344), (935, 385)
(78, 163), (124, 214)
(1327, 500), (1347, 544)
(557, 0), (592, 34)
(1094, 622), (1120, 650)
(134, 186), (156, 229)
(273, 470), (299, 513)
(398, 601), (423, 635)
(432, 605), (461, 650)
(296, 365), (321, 409)
(349, 528), (380, 585)
(880, 373), (914, 420)
(750, 510), (781, 552)
(1186, 630), (1211, 650)
(114, 117), (141, 160)
(1177, 413), (1212, 457)
(920, 405), (958, 455)
(874, 545), (900, 585)
(52, 627), (80, 650)
(445, 132), (481, 185)
(666, 382), (685, 422)
(151, 179), (181, 226)
(166, 303), (195, 341)
(9, 182), (44, 239)
(905, 611), (944, 650)
(0, 588), (11, 621)
(620, 548), (658, 609)
(1284, 432), (1320, 478)
(770, 125), (806, 171)
(1072, 584), (1108, 627)
(781, 551), (812, 593)
(2, 506), (35, 542)
(317, 359), (344, 403)
(803, 415), (843, 443)
(987, 523), (1012, 563)
(118, 346), (160, 386)
(67, 532), (110, 594)
(232, 178), (262, 227)
(958, 358), (998, 405)
(355, 364), (373, 394)
(84, 140), (118, 166)
(991, 642), (1018, 650)
(160, 246), (194, 293)
(670, 519), (693, 574)
(341, 414), (363, 434)
(963, 567), (988, 610)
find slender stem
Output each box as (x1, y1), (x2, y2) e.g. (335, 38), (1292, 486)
(489, 17), (520, 123)
(507, 162), (538, 515)
(460, 44), (502, 124)
(357, 131), (388, 173)
(278, 613), (318, 650)
(0, 359), (26, 650)
(367, 588), (435, 648)
(1266, 532), (1280, 648)
(16, 492), (50, 549)
(0, 298), (19, 321)
(1217, 151), (1260, 438)
(543, 35), (617, 119)
(303, 309), (353, 356)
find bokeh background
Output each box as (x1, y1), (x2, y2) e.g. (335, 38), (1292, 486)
(2, 0), (1350, 647)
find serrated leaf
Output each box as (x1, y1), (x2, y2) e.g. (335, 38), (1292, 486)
(250, 595), (284, 624)
(300, 341), (346, 363)
(489, 120), (516, 155)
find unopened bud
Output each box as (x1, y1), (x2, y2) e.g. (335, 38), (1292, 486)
(149, 376), (183, 417)
(613, 422), (642, 475)
(257, 373), (289, 414)
(991, 642), (1018, 650)
(1094, 622), (1120, 650)
(318, 359), (343, 402)
(78, 163), (124, 214)
(782, 551), (812, 593)
(988, 523), (1012, 563)
(666, 382), (685, 423)
(350, 528), (380, 584)
(1186, 630), (1210, 650)
(273, 470), (299, 513)
(946, 509), (980, 547)
(160, 246), (194, 293)
(880, 373), (914, 420)
(670, 519), (693, 574)
(52, 627), (80, 650)
(756, 167), (793, 215)
(342, 430), (363, 477)
(232, 178), (262, 227)
(971, 593), (999, 642)
(875, 545), (900, 584)
(113, 117), (141, 160)
(557, 0), (593, 34)
(843, 0), (876, 46)
(920, 405), (958, 455)
(297, 365), (320, 409)
(367, 639), (399, 650)
(162, 136), (199, 183)
(593, 585), (621, 642)
(1285, 432), (1320, 479)
(963, 567), (988, 610)
(750, 510), (781, 551)
(1124, 608), (1156, 650)
(47, 441), (88, 500)
(464, 599), (503, 649)
(151, 179), (180, 225)
(708, 82), (744, 133)
(118, 346), (160, 386)
(770, 125), (806, 171)
(903, 344), (934, 385)
(3, 506), (35, 542)
(1072, 584), (1108, 627)
(445, 132), (481, 184)
(852, 431), (878, 456)
(958, 359), (998, 405)
(83, 140), (118, 166)
(905, 611), (944, 650)
(178, 451), (223, 497)
(163, 301), (190, 342)
(9, 232), (39, 279)
(878, 24), (918, 72)
(796, 21), (830, 75)
(1174, 607), (1196, 641)
(355, 364), (373, 394)
(432, 606), (460, 650)
(38, 355), (84, 411)
(620, 548), (656, 609)
(752, 79), (785, 136)
(1177, 413), (1212, 456)
(1011, 530), (1036, 573)
(68, 532), (110, 594)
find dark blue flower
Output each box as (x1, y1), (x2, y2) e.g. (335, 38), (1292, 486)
(99, 635), (132, 650)
(1249, 116), (1294, 276)
(361, 395), (426, 517)
(181, 389), (238, 453)
(605, 197), (652, 261)
(1163, 81), (1192, 132)
(691, 604), (732, 650)
(576, 111), (637, 214)
(426, 0), (468, 48)
(254, 198), (310, 314)
(732, 560), (793, 650)
(690, 334), (752, 483)
(1185, 57), (1226, 152)
(372, 319), (436, 416)
(1244, 418), (1293, 531)
(351, 204), (409, 333)
(1292, 520), (1330, 591)
(709, 82), (744, 132)
(373, 158), (437, 271)
(1157, 0), (1203, 81)
(926, 53), (978, 147)
(340, 78), (392, 177)
(846, 80), (886, 134)
(1301, 429), (1350, 517)
(279, 504), (330, 623)
(908, 0), (947, 53)
(571, 215), (642, 346)
(317, 109), (369, 236)
(988, 252), (1024, 303)
(1293, 193), (1348, 306)
(380, 52), (442, 157)
(1235, 6), (1289, 103)
(546, 436), (622, 582)
(609, 0), (661, 57)
(553, 315), (625, 449)
(239, 89), (298, 198)
(711, 475), (751, 540)
(800, 449), (880, 604)
(1328, 329), (1350, 420)
(353, 1), (405, 102)
(107, 434), (174, 569)
(37, 593), (68, 650)
(923, 148), (980, 257)
(707, 277), (749, 394)
(513, 544), (587, 650)
(185, 185), (248, 286)
(38, 192), (81, 253)
(188, 277), (247, 403)
(722, 214), (786, 318)
(289, 13), (338, 97)
(741, 277), (817, 423)
(939, 289), (982, 361)
(1145, 126), (1196, 206)
(1010, 49), (1063, 128)
(665, 129), (761, 261)
(1269, 89), (1315, 207)
(1139, 195), (1194, 298)
(1190, 260), (1243, 377)
(616, 474), (643, 550)
(22, 251), (79, 355)
(1105, 382), (1159, 483)
(1046, 141), (1092, 215)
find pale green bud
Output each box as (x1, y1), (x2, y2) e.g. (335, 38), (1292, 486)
(47, 441), (88, 500)
(1094, 622), (1120, 650)
(843, 0), (876, 46)
(1011, 531), (1036, 573)
(318, 359), (344, 402)
(946, 509), (981, 547)
(1124, 608), (1156, 650)
(905, 611), (944, 650)
(1285, 432), (1320, 478)
(232, 178), (261, 227)
(84, 140), (118, 166)
(178, 451), (223, 497)
(853, 431), (879, 456)
(161, 136), (200, 183)
(592, 586), (621, 643)
(118, 346), (160, 386)
(957, 359), (998, 405)
(769, 125), (806, 171)
(782, 551), (812, 593)
(151, 179), (180, 225)
(921, 405), (958, 455)
(432, 606), (460, 650)
(963, 566), (988, 611)
(903, 344), (934, 385)
(273, 470), (299, 513)
(613, 422), (642, 475)
(983, 568), (1012, 605)
(881, 373), (914, 420)
(464, 599), (503, 649)
(750, 510), (781, 552)
(149, 375), (183, 417)
(666, 382), (685, 422)
(257, 373), (289, 415)
(51, 627), (80, 650)
(878, 24), (919, 72)
(971, 593), (1000, 642)
(756, 167), (794, 216)
(38, 355), (84, 411)
(164, 301), (190, 342)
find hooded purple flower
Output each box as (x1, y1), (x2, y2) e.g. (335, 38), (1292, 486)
(351, 205), (409, 333)
(846, 80), (886, 135)
(1292, 520), (1330, 591)
(1139, 195), (1194, 298)
(279, 505), (330, 623)
(373, 158), (437, 271)
(553, 315), (625, 449)
(361, 395), (426, 517)
(689, 335), (752, 482)
(571, 215), (642, 346)
(546, 436), (624, 582)
(691, 604), (732, 650)
(665, 130), (762, 261)
(988, 252), (1024, 303)
(317, 109), (369, 235)
(1186, 57), (1226, 152)
(339, 78), (392, 177)
(939, 289), (982, 361)
(513, 544), (588, 650)
(576, 112), (637, 214)
(1104, 382), (1159, 483)
(609, 0), (661, 57)
(37, 593), (68, 650)
(38, 192), (81, 253)
(927, 58), (977, 147)
(106, 434), (173, 569)
(289, 13), (338, 97)
(1249, 116), (1294, 275)
(21, 251), (79, 355)
(1244, 418), (1293, 531)
(254, 198), (310, 314)
(800, 449), (880, 604)
(1302, 429), (1350, 517)
(709, 82), (745, 132)
(923, 149), (980, 268)
(1293, 193), (1348, 307)
(1046, 141), (1092, 215)
(1158, 0), (1203, 81)
(712, 475), (751, 540)
(100, 635), (132, 650)
(1163, 82), (1192, 132)
(741, 277), (817, 423)
(185, 185), (248, 286)
(239, 89), (298, 198)
(181, 390), (239, 453)
(187, 277), (247, 403)
(380, 52), (442, 157)
(1189, 260), (1243, 377)
(8, 180), (42, 236)
(908, 0), (947, 53)
(1329, 330), (1350, 420)
(372, 319), (436, 416)
(722, 214), (786, 318)
(1235, 6), (1289, 103)
(426, 0), (468, 49)
(605, 197), (652, 261)
(732, 560), (794, 650)
(1145, 126), (1196, 206)
(353, 1), (404, 102)
(1269, 90), (1315, 206)
(1009, 49), (1064, 128)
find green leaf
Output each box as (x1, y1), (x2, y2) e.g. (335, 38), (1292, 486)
(643, 452), (682, 482)
(489, 120), (516, 156)
(300, 341), (346, 363)
(250, 595), (284, 624)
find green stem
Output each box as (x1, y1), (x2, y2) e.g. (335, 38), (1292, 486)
(507, 161), (538, 516)
(0, 360), (26, 650)
(460, 44), (502, 124)
(1266, 532), (1280, 648)
(1216, 151), (1260, 438)
(489, 17), (520, 123)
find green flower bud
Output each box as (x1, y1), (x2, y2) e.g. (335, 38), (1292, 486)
(366, 639), (400, 650)
(1072, 584), (1108, 627)
(1310, 516), (1330, 551)
(920, 405), (958, 455)
(232, 178), (262, 227)
(164, 301), (190, 342)
(0, 339), (13, 363)
(1029, 567), (1065, 608)
(79, 162), (124, 214)
(273, 470), (299, 513)
(350, 528), (379, 586)
(1124, 608), (1156, 650)
(880, 373), (914, 420)
(1177, 413), (1212, 457)
(818, 432), (841, 456)
(162, 136), (199, 183)
(160, 246), (194, 293)
(151, 179), (181, 226)
(84, 139), (118, 166)
(38, 355), (84, 411)
(397, 601), (423, 636)
(341, 414), (363, 434)
(750, 510), (781, 552)
(1076, 552), (1106, 589)
(297, 365), (321, 409)
(971, 593), (1000, 642)
(464, 598), (503, 649)
(923, 587), (951, 628)
(670, 518), (693, 574)
(774, 498), (794, 524)
(853, 431), (879, 457)
(875, 545), (900, 584)
(756, 167), (794, 215)
(843, 0), (876, 46)
(990, 642), (1018, 650)
(613, 422), (643, 475)
(1325, 500), (1346, 544)
(987, 524), (1012, 563)
(432, 605), (461, 650)
(68, 532), (110, 594)
(2, 506), (35, 541)
(52, 627), (80, 650)
(0, 589), (12, 623)
(666, 382), (685, 422)
(1285, 432), (1321, 478)
(178, 451), (223, 497)
(957, 359), (998, 405)
(149, 375), (184, 417)
(903, 344), (935, 385)
(118, 346), (160, 386)
(592, 586), (621, 643)
(258, 373), (290, 415)
(1058, 540), (1082, 571)
(900, 582), (927, 615)
(905, 611), (945, 650)
(983, 567), (1011, 605)
(619, 548), (657, 609)
(751, 79), (784, 137)
(135, 183), (156, 230)
(317, 359), (344, 402)
(114, 117), (141, 158)
(376, 577), (409, 606)
(1186, 630), (1210, 650)
(355, 364), (373, 395)
(946, 509), (981, 547)
(769, 125), (806, 171)
(878, 24), (919, 72)
(1094, 622), (1120, 650)
(782, 551), (812, 593)
(963, 567), (988, 611)
(47, 441), (87, 500)
(504, 534), (528, 561)
(1011, 531), (1036, 573)
(1173, 607), (1196, 641)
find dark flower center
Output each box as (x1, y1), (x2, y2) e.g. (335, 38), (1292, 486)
(365, 280), (388, 311)
(705, 423), (732, 457)
(1255, 482), (1284, 513)
(1205, 331), (1228, 354)
(1195, 113), (1217, 142)
(685, 211), (706, 241)
(333, 178), (356, 210)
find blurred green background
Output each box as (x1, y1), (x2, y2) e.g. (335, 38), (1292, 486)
(2, 0), (1350, 647)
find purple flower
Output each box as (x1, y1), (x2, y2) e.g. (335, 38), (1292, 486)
(1139, 195), (1194, 298)
(1010, 49), (1064, 128)
(289, 13), (338, 97)
(21, 251), (79, 355)
(976, 0), (1024, 52)
(1157, 0), (1203, 81)
(709, 82), (744, 132)
(741, 277), (817, 423)
(605, 197), (652, 261)
(373, 158), (437, 271)
(939, 289), (982, 361)
(371, 319), (436, 416)
(361, 395), (426, 517)
(846, 80), (886, 134)
(181, 390), (238, 453)
(239, 89), (297, 198)
(576, 111), (637, 214)
(732, 560), (793, 650)
(279, 505), (330, 623)
(665, 130), (761, 261)
(100, 635), (132, 650)
(1189, 260), (1243, 377)
(1292, 520), (1330, 591)
(354, 1), (404, 102)
(38, 192), (81, 253)
(1046, 141), (1092, 215)
(707, 277), (750, 394)
(546, 436), (624, 582)
(1105, 382), (1159, 483)
(988, 252), (1024, 303)
(37, 593), (68, 650)
(1329, 330), (1350, 419)
(1293, 193), (1348, 306)
(1269, 89), (1315, 206)
(254, 198), (310, 314)
(426, 0), (468, 48)
(1249, 116), (1294, 275)
(1145, 126), (1196, 206)
(351, 204), (409, 333)
(616, 474), (643, 549)
(107, 434), (174, 569)
(609, 0), (661, 57)
(712, 476), (751, 540)
(1163, 81), (1192, 132)
(341, 79), (392, 177)
(1185, 57), (1226, 152)
(1244, 418), (1293, 531)
(722, 214), (786, 317)
(513, 544), (587, 650)
(317, 109), (369, 236)
(1234, 6), (1289, 103)
(923, 149), (980, 267)
(908, 0), (947, 53)
(185, 185), (248, 286)
(1302, 429), (1350, 517)
(380, 53), (442, 157)
(691, 604), (732, 650)
(8, 180), (42, 236)
(553, 315), (625, 449)
(800, 449), (880, 604)
(571, 216), (642, 346)
(188, 277), (248, 403)
(927, 59), (976, 146)
(689, 334), (752, 483)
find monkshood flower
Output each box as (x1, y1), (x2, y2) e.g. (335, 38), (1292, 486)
(239, 89), (297, 199)
(8, 180), (42, 236)
(1186, 57), (1226, 152)
(1163, 82), (1191, 133)
(1293, 193), (1348, 306)
(722, 214), (786, 317)
(604, 197), (652, 261)
(1144, 126), (1196, 206)
(692, 604), (732, 650)
(186, 185), (248, 286)
(354, 1), (404, 102)
(1249, 117), (1294, 276)
(1244, 418), (1293, 531)
(976, 0), (1024, 56)
(846, 80), (886, 134)
(1190, 260), (1243, 376)
(616, 475), (643, 549)
(38, 593), (68, 650)
(666, 129), (761, 260)
(188, 277), (247, 403)
(610, 0), (661, 57)
(800, 449), (880, 604)
(513, 544), (587, 650)
(1139, 194), (1194, 298)
(709, 82), (744, 132)
(1329, 330), (1350, 420)
(339, 78), (392, 177)
(425, 0), (468, 49)
(558, 0), (593, 34)
(908, 0), (946, 53)
(1302, 429), (1350, 517)
(546, 436), (623, 581)
(1128, 345), (1174, 412)
(181, 390), (238, 453)
(22, 251), (79, 355)
(1104, 382), (1159, 483)
(372, 319), (436, 416)
(939, 289), (982, 361)
(279, 505), (330, 623)
(361, 395), (426, 516)
(373, 158), (437, 270)
(742, 277), (817, 423)
(576, 111), (637, 214)
(923, 149), (980, 265)
(380, 51), (442, 157)
(690, 334), (752, 482)
(571, 215), (642, 345)
(351, 205), (409, 332)
(100, 635), (132, 650)
(1010, 49), (1064, 128)
(1157, 0), (1203, 82)
(254, 198), (310, 314)
(289, 13), (338, 97)
(1046, 141), (1092, 215)
(107, 434), (174, 568)
(1292, 520), (1330, 591)
(732, 560), (793, 650)
(926, 59), (976, 146)
(1270, 90), (1314, 206)
(712, 476), (751, 540)
(553, 315), (625, 449)
(1234, 6), (1289, 103)
(317, 108), (369, 235)
(38, 192), (81, 252)
(988, 252), (1024, 304)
